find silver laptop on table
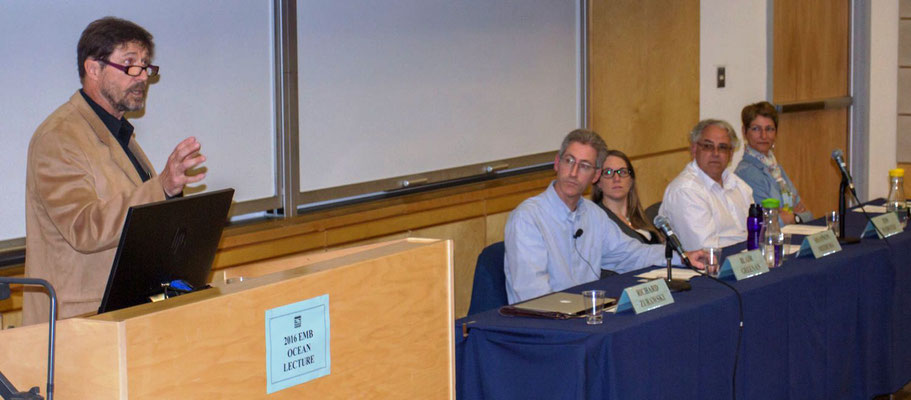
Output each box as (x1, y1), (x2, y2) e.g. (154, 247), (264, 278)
(513, 292), (614, 315)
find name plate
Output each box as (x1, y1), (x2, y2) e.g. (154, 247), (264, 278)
(265, 294), (331, 394)
(861, 212), (903, 239)
(718, 249), (768, 281)
(796, 230), (842, 259)
(616, 279), (674, 314)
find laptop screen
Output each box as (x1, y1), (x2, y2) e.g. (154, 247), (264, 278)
(97, 188), (234, 314)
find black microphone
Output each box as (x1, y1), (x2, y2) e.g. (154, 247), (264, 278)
(573, 228), (583, 239)
(831, 149), (854, 191)
(652, 215), (691, 267)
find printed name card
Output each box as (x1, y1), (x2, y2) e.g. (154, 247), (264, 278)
(861, 212), (903, 239)
(718, 249), (768, 281)
(796, 230), (842, 259)
(265, 294), (331, 394)
(616, 279), (674, 314)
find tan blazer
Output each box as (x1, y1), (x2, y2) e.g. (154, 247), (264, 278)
(23, 91), (166, 325)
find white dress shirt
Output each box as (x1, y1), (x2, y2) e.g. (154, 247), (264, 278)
(659, 161), (753, 251)
(504, 182), (673, 304)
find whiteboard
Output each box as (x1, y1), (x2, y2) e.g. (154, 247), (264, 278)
(0, 1), (276, 241)
(296, 0), (581, 195)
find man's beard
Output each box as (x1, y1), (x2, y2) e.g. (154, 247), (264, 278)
(101, 81), (146, 113)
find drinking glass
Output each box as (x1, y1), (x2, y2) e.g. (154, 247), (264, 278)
(826, 211), (839, 237)
(704, 247), (722, 278)
(581, 290), (606, 325)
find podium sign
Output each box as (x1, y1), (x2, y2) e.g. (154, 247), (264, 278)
(266, 294), (331, 393)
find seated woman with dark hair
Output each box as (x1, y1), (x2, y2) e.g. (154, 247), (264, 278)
(592, 149), (662, 247)
(734, 101), (811, 224)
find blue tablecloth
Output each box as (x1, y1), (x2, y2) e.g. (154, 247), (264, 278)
(456, 207), (911, 399)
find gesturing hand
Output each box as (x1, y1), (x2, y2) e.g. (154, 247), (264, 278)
(159, 137), (207, 197)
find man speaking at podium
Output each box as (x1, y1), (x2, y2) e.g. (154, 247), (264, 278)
(23, 17), (206, 325)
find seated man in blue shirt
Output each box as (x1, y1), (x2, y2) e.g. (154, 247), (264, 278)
(504, 129), (705, 303)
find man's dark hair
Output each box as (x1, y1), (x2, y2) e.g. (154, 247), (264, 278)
(77, 17), (154, 80)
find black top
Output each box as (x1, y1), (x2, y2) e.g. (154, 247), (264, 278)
(595, 201), (661, 279)
(79, 89), (151, 182)
(596, 202), (661, 245)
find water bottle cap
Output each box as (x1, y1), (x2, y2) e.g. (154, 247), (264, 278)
(761, 198), (780, 209)
(749, 203), (763, 218)
(889, 168), (905, 178)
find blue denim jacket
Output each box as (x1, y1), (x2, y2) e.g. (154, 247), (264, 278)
(734, 151), (813, 222)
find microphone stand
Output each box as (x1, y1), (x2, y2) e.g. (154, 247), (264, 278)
(664, 242), (691, 292)
(838, 176), (861, 245)
(0, 278), (56, 400)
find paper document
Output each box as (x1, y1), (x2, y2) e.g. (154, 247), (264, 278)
(635, 268), (702, 281)
(781, 224), (829, 235)
(853, 205), (887, 213)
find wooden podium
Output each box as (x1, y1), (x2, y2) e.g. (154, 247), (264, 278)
(0, 238), (454, 399)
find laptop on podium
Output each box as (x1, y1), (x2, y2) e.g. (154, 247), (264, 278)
(97, 188), (234, 314)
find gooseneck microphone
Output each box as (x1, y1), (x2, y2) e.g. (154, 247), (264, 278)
(652, 215), (692, 267)
(831, 149), (854, 191)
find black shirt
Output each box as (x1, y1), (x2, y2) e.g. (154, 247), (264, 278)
(596, 202), (661, 245)
(79, 89), (151, 182)
(596, 203), (661, 279)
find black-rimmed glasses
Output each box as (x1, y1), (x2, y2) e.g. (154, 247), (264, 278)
(602, 168), (633, 178)
(100, 59), (159, 77)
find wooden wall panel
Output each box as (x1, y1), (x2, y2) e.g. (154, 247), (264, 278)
(772, 0), (850, 215)
(773, 0), (850, 102)
(899, 117), (911, 163)
(411, 217), (485, 319)
(775, 109), (848, 214)
(628, 150), (693, 208)
(0, 294), (21, 329)
(902, 163), (911, 196)
(588, 0), (698, 219)
(900, 68), (911, 114)
(485, 212), (509, 246)
(589, 0), (699, 156)
(900, 19), (911, 66)
(898, 5), (911, 171)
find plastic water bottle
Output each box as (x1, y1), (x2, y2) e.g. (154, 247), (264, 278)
(746, 203), (763, 251)
(886, 168), (908, 229)
(760, 198), (784, 267)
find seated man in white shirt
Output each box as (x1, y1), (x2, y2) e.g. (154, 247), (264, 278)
(504, 129), (705, 304)
(659, 119), (753, 251)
